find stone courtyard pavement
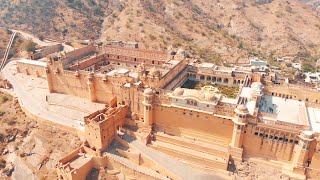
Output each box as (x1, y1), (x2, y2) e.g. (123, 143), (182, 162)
(1, 61), (105, 131)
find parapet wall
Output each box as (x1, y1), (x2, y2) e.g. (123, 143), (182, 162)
(104, 45), (170, 62)
(62, 44), (96, 67)
(69, 54), (105, 71)
(50, 68), (91, 100)
(153, 105), (233, 145)
(48, 62), (140, 104)
(31, 44), (63, 60)
(264, 85), (320, 106)
(162, 60), (188, 90)
(145, 59), (188, 89)
(16, 61), (46, 78)
(105, 152), (167, 179)
(242, 124), (299, 162)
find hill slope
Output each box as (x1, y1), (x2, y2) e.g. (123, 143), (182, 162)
(0, 0), (320, 63)
(300, 0), (320, 11)
(0, 0), (119, 40)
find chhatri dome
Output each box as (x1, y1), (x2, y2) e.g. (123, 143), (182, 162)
(204, 93), (215, 101)
(176, 48), (185, 55)
(251, 82), (264, 96)
(144, 88), (154, 95)
(173, 87), (184, 96)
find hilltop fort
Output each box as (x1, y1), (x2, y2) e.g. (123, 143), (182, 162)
(5, 43), (320, 179)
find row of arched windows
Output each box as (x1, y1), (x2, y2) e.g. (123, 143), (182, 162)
(188, 73), (245, 85)
(271, 92), (320, 104)
(186, 100), (197, 106)
(253, 131), (298, 144)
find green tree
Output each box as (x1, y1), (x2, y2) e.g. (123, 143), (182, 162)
(303, 63), (316, 73)
(93, 6), (104, 16)
(20, 40), (36, 53)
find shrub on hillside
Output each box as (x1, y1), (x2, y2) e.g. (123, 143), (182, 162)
(1, 95), (8, 103)
(19, 40), (36, 53)
(303, 63), (316, 73)
(94, 6), (104, 16)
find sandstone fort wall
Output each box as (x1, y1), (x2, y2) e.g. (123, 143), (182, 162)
(153, 105), (233, 144)
(16, 61), (46, 78)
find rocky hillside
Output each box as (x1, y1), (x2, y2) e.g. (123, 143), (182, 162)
(0, 28), (10, 56)
(300, 0), (320, 11)
(0, 0), (118, 40)
(0, 29), (27, 59)
(0, 0), (320, 63)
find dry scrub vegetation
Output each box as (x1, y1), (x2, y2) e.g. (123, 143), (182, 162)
(1, 0), (320, 63)
(0, 92), (82, 178)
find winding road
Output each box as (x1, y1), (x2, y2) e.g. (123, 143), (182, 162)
(9, 28), (74, 52)
(2, 61), (85, 130)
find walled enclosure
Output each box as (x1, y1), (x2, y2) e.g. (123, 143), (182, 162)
(14, 44), (320, 180)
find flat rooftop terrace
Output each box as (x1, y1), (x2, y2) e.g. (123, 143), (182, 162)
(98, 59), (182, 79)
(69, 154), (93, 170)
(307, 107), (320, 133)
(258, 95), (307, 126)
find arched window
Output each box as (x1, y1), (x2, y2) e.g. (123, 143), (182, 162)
(200, 75), (205, 80)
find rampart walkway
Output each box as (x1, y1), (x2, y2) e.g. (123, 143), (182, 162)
(0, 32), (16, 70)
(1, 61), (105, 131)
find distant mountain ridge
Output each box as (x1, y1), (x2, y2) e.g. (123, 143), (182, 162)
(0, 0), (320, 63)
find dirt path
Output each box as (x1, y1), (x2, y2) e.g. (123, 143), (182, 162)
(10, 28), (74, 52)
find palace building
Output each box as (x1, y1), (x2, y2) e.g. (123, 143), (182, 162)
(15, 44), (320, 179)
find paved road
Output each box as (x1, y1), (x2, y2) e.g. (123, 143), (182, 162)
(2, 61), (84, 131)
(123, 134), (224, 180)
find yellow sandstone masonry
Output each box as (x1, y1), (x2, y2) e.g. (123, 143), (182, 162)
(14, 44), (320, 179)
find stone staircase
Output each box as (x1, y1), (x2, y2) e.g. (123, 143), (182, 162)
(173, 127), (231, 146)
(150, 132), (230, 171)
(104, 152), (169, 180)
